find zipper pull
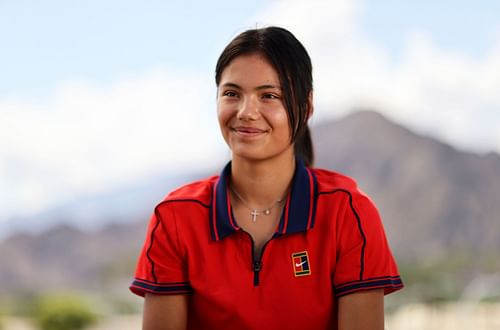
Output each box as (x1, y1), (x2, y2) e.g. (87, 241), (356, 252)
(253, 261), (263, 286)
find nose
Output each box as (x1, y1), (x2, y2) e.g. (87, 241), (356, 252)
(237, 95), (260, 121)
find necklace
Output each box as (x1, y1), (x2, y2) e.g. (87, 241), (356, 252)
(229, 184), (284, 223)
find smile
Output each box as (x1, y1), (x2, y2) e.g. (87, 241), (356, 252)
(231, 126), (268, 138)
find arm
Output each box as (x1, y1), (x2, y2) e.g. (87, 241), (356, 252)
(337, 289), (384, 330)
(143, 293), (188, 330)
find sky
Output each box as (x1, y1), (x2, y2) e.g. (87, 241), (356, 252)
(1, 0), (499, 221)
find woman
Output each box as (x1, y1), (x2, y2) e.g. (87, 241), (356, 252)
(130, 26), (403, 329)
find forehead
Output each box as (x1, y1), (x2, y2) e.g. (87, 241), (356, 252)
(219, 53), (280, 87)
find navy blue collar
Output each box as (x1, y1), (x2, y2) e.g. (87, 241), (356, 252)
(209, 160), (318, 241)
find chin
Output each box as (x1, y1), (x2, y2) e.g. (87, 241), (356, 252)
(231, 150), (268, 162)
(230, 146), (294, 163)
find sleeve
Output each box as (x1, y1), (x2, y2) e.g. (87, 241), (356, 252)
(333, 191), (403, 298)
(129, 203), (193, 297)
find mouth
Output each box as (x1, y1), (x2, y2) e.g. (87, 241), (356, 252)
(231, 126), (268, 137)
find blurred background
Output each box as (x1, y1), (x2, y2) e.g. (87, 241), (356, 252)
(1, 0), (499, 329)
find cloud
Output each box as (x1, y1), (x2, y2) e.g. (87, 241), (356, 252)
(2, 0), (500, 220)
(0, 68), (225, 218)
(253, 0), (500, 154)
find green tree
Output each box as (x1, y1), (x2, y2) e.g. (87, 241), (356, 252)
(33, 294), (97, 330)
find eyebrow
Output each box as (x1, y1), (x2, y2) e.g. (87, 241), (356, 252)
(220, 82), (281, 91)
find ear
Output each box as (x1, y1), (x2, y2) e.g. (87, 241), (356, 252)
(307, 91), (314, 120)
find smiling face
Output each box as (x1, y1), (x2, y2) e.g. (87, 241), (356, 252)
(217, 53), (294, 163)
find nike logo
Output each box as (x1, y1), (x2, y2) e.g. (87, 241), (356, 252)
(295, 261), (307, 267)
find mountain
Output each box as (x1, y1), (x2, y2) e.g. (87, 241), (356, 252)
(313, 110), (500, 262)
(1, 110), (499, 299)
(0, 222), (145, 296)
(0, 172), (210, 238)
(0, 173), (213, 296)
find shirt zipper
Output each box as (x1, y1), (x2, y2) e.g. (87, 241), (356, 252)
(241, 230), (274, 287)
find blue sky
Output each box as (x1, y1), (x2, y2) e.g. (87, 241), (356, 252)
(0, 0), (268, 97)
(1, 0), (499, 221)
(2, 0), (498, 97)
(362, 0), (499, 58)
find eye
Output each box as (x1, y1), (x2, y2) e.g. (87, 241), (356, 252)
(262, 93), (280, 100)
(222, 90), (238, 97)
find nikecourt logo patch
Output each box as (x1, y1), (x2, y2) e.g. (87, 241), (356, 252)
(292, 251), (311, 277)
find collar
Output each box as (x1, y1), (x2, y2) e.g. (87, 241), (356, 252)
(209, 159), (318, 241)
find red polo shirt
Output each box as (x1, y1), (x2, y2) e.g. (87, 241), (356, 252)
(130, 161), (403, 329)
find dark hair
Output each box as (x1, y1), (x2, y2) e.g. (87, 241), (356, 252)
(215, 26), (314, 166)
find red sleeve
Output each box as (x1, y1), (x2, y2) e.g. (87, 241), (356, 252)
(129, 202), (192, 297)
(333, 191), (403, 297)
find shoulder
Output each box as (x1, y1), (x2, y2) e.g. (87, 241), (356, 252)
(312, 167), (376, 209)
(312, 168), (386, 241)
(155, 175), (218, 211)
(312, 167), (358, 192)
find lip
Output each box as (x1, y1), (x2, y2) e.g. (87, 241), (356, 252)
(231, 126), (268, 137)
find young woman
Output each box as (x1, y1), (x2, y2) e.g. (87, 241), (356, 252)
(130, 26), (403, 330)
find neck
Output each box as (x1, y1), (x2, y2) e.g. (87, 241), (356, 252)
(230, 151), (296, 208)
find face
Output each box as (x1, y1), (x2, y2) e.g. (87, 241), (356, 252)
(217, 53), (293, 163)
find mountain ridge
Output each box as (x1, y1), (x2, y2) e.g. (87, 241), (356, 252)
(313, 110), (500, 260)
(1, 110), (499, 298)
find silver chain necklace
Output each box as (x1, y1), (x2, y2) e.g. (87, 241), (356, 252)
(229, 184), (284, 223)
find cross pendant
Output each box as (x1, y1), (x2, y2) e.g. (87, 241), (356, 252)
(251, 210), (259, 222)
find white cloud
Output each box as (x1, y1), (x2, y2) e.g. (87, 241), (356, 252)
(2, 0), (500, 221)
(0, 68), (226, 219)
(252, 0), (500, 153)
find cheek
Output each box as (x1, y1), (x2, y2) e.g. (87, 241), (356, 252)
(216, 102), (228, 124)
(268, 110), (291, 137)
(217, 102), (234, 132)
